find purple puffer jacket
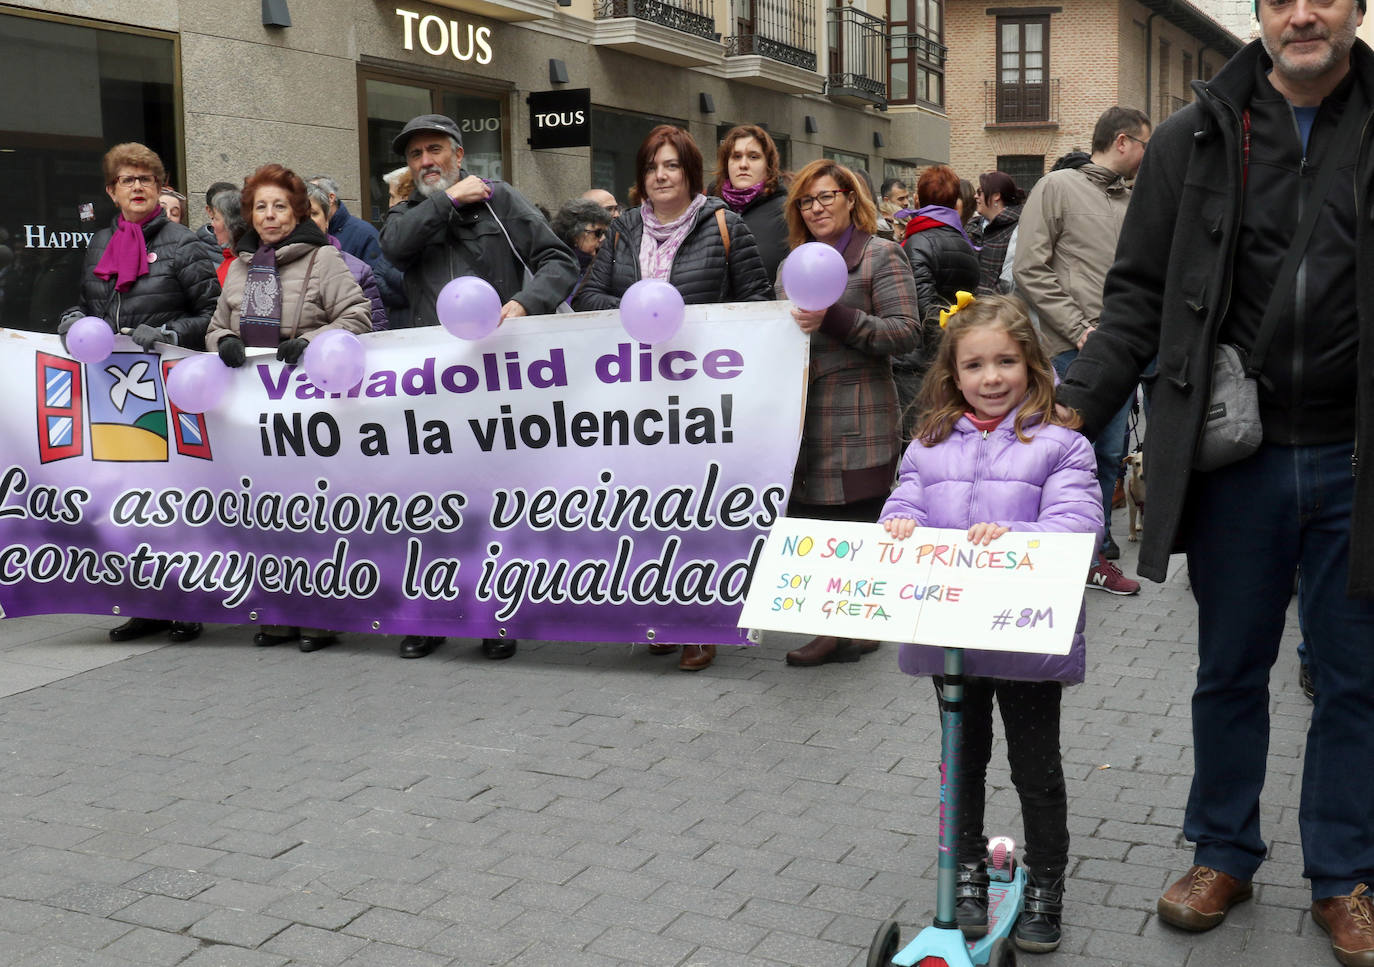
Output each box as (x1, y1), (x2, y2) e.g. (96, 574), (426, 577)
(880, 408), (1103, 683)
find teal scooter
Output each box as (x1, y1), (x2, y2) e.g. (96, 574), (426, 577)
(868, 646), (1022, 967)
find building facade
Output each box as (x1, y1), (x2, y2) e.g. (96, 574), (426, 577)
(943, 0), (1242, 189)
(0, 0), (953, 333)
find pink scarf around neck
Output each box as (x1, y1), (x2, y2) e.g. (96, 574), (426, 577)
(93, 210), (160, 292)
(639, 193), (709, 282)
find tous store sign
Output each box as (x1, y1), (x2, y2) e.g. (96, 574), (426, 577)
(396, 8), (494, 64)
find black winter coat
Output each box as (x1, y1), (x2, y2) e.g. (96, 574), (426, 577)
(79, 212), (220, 352)
(1057, 38), (1374, 595)
(380, 176), (578, 325)
(976, 206), (1021, 295)
(734, 189), (789, 281)
(896, 222), (979, 373)
(573, 197), (773, 309)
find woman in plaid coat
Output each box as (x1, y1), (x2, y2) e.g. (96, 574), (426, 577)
(776, 159), (922, 666)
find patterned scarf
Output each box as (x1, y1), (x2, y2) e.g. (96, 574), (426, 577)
(92, 210), (159, 293)
(239, 245), (283, 347)
(639, 193), (709, 282)
(719, 180), (767, 213)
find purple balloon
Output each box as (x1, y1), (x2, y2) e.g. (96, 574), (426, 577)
(166, 354), (233, 414)
(66, 316), (115, 364)
(781, 242), (849, 311)
(303, 330), (366, 394)
(620, 279), (685, 344)
(438, 276), (502, 340)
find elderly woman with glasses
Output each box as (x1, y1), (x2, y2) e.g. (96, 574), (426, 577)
(63, 142), (220, 646)
(550, 198), (612, 306)
(573, 124), (771, 313)
(776, 159), (921, 668)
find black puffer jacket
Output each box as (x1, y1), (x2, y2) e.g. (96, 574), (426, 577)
(733, 189), (789, 281)
(574, 196), (772, 308)
(79, 211), (220, 351)
(897, 221), (979, 372)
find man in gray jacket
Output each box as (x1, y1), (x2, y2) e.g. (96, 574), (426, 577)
(1014, 105), (1149, 593)
(380, 114), (578, 662)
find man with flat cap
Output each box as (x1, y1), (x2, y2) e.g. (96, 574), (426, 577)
(381, 114), (578, 662)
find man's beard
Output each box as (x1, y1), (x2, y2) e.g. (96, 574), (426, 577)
(414, 163), (461, 198)
(1262, 6), (1359, 81)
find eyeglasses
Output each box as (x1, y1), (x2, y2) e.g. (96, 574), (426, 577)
(1122, 134), (1150, 148)
(113, 174), (158, 189)
(795, 189), (851, 211)
(586, 227), (607, 239)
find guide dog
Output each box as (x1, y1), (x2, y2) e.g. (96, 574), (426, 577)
(1125, 450), (1146, 542)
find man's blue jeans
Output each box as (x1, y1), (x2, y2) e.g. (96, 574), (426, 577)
(1183, 442), (1374, 899)
(1053, 349), (1129, 546)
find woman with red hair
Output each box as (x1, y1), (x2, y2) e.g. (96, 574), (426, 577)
(205, 164), (371, 652)
(893, 164), (979, 436)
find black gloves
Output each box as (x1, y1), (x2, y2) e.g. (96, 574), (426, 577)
(130, 324), (176, 351)
(218, 336), (246, 368)
(276, 337), (309, 364)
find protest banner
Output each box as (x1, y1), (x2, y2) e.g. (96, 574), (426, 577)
(738, 519), (1097, 655)
(0, 303), (807, 644)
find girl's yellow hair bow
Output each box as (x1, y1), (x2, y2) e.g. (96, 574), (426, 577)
(939, 291), (975, 328)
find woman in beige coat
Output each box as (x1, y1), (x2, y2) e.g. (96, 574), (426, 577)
(206, 163), (371, 653)
(207, 163), (370, 370)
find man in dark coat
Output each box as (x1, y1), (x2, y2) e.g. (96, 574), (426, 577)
(1056, 3), (1374, 962)
(379, 114), (578, 663)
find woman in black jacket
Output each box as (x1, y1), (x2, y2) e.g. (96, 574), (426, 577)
(894, 164), (979, 436)
(574, 124), (771, 314)
(973, 171), (1026, 295)
(65, 142), (220, 646)
(711, 124), (789, 281)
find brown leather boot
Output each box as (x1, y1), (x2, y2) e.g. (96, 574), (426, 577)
(1312, 884), (1374, 967)
(678, 644), (715, 671)
(786, 635), (859, 666)
(1157, 865), (1252, 931)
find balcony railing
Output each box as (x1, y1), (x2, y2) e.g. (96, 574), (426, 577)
(890, 31), (946, 68)
(1160, 93), (1190, 119)
(595, 0), (715, 40)
(985, 77), (1060, 126)
(725, 0), (817, 71)
(824, 5), (887, 106)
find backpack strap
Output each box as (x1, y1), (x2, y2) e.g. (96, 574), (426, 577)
(715, 208), (731, 260)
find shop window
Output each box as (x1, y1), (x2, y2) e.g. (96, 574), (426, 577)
(590, 109), (687, 205)
(823, 147), (870, 177)
(360, 72), (507, 223)
(0, 11), (177, 333)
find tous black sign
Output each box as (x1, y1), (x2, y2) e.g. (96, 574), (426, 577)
(527, 89), (592, 150)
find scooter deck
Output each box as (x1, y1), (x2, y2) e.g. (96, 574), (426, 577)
(887, 868), (1025, 967)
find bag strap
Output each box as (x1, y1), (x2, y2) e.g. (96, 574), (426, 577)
(1248, 87), (1366, 380)
(288, 247), (321, 339)
(715, 208), (731, 260)
(484, 198), (534, 278)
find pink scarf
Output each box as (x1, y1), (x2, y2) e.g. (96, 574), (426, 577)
(719, 180), (767, 213)
(93, 210), (159, 292)
(639, 193), (709, 282)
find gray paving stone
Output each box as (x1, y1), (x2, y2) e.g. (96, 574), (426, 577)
(189, 907), (291, 947)
(260, 922), (369, 962)
(100, 925), (203, 965)
(178, 946), (291, 967)
(123, 866), (218, 899)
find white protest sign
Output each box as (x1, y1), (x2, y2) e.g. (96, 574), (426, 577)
(738, 518), (1097, 655)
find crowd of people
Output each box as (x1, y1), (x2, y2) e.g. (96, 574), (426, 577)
(55, 3), (1374, 958)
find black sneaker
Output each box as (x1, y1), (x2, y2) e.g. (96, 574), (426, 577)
(955, 863), (989, 938)
(1102, 533), (1121, 561)
(1015, 872), (1064, 953)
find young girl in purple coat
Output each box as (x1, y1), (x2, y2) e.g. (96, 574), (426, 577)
(880, 293), (1103, 954)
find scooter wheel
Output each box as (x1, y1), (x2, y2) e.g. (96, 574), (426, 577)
(988, 935), (1017, 966)
(866, 919), (900, 967)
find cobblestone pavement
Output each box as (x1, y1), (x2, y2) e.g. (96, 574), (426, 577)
(0, 512), (1316, 967)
